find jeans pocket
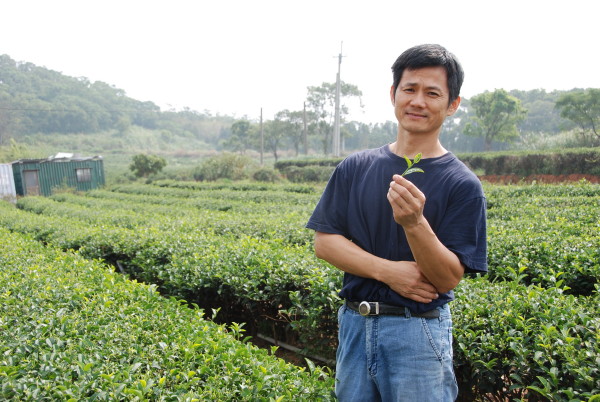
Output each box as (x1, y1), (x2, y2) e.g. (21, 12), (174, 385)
(337, 303), (346, 325)
(421, 316), (452, 363)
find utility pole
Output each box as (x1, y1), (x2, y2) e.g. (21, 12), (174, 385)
(303, 102), (308, 155)
(333, 42), (345, 157)
(260, 108), (264, 165)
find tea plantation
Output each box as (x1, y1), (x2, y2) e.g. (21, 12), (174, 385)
(0, 180), (598, 401)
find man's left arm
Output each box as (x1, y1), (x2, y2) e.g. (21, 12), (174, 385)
(387, 174), (464, 293)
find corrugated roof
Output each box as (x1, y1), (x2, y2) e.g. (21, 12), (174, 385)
(12, 153), (103, 164)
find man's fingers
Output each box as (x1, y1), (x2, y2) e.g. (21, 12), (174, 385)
(400, 291), (437, 304)
(419, 281), (438, 294)
(391, 175), (424, 200)
(389, 180), (414, 204)
(392, 280), (439, 304)
(388, 183), (411, 207)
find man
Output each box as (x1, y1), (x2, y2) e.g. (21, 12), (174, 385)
(306, 44), (487, 401)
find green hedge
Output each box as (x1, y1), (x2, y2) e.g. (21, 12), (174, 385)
(273, 159), (339, 183)
(459, 148), (600, 176)
(0, 228), (335, 400)
(274, 148), (600, 177)
(282, 166), (336, 183)
(274, 158), (343, 170)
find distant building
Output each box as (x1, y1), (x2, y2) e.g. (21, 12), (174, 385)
(11, 153), (105, 196)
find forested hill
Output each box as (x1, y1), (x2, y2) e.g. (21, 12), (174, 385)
(0, 54), (233, 156)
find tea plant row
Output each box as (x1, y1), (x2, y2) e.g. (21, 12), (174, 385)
(0, 227), (335, 400)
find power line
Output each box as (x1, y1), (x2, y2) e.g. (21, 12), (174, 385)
(0, 106), (158, 113)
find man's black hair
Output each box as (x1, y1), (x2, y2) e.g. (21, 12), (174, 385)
(391, 44), (464, 105)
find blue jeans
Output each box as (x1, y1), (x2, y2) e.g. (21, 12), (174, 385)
(335, 303), (458, 401)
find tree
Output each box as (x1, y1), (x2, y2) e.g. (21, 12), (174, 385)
(223, 119), (253, 154)
(342, 121), (397, 150)
(0, 91), (20, 146)
(305, 81), (362, 154)
(263, 115), (287, 162)
(129, 154), (167, 178)
(555, 88), (600, 145)
(464, 89), (527, 151)
(274, 109), (305, 156)
(0, 139), (29, 162)
(509, 89), (565, 135)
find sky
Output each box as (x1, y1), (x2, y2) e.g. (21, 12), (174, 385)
(2, 0), (599, 124)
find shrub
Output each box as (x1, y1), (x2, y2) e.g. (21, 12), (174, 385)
(252, 167), (281, 182)
(193, 152), (257, 181)
(284, 166), (335, 183)
(129, 153), (167, 178)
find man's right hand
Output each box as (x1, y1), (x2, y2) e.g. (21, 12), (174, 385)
(379, 260), (439, 303)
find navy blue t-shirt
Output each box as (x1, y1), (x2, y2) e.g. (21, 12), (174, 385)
(306, 145), (487, 314)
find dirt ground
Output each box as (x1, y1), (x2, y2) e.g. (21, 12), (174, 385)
(479, 174), (600, 184)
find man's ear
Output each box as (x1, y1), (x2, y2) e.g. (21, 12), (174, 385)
(447, 96), (461, 116)
(390, 85), (396, 106)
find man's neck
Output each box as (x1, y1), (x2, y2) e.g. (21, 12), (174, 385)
(390, 135), (447, 159)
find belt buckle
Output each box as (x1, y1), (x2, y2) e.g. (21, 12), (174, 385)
(358, 301), (379, 316)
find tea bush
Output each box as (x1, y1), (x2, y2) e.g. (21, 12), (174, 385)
(0, 227), (335, 400)
(453, 278), (599, 401)
(485, 184), (600, 294)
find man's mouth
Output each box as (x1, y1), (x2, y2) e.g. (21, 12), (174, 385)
(406, 111), (426, 118)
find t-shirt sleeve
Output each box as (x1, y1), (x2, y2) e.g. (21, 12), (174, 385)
(438, 193), (488, 274)
(306, 163), (350, 236)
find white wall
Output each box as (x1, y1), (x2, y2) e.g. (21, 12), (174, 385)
(0, 164), (17, 203)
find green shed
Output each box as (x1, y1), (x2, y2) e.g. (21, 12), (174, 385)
(12, 153), (105, 196)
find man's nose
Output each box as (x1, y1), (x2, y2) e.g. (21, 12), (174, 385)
(410, 91), (426, 107)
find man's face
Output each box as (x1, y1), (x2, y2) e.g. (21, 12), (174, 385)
(390, 66), (460, 136)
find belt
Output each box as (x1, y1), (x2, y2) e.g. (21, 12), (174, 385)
(346, 301), (440, 319)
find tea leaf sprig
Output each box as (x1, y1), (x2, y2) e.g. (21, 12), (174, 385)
(401, 153), (425, 176)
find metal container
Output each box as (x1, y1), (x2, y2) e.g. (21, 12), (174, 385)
(12, 154), (105, 196)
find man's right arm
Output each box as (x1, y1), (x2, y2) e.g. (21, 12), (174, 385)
(314, 231), (439, 304)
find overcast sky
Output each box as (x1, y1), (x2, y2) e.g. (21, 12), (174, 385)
(2, 0), (599, 123)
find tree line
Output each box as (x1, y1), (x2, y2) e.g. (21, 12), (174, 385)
(1, 54), (598, 159)
(220, 86), (599, 159)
